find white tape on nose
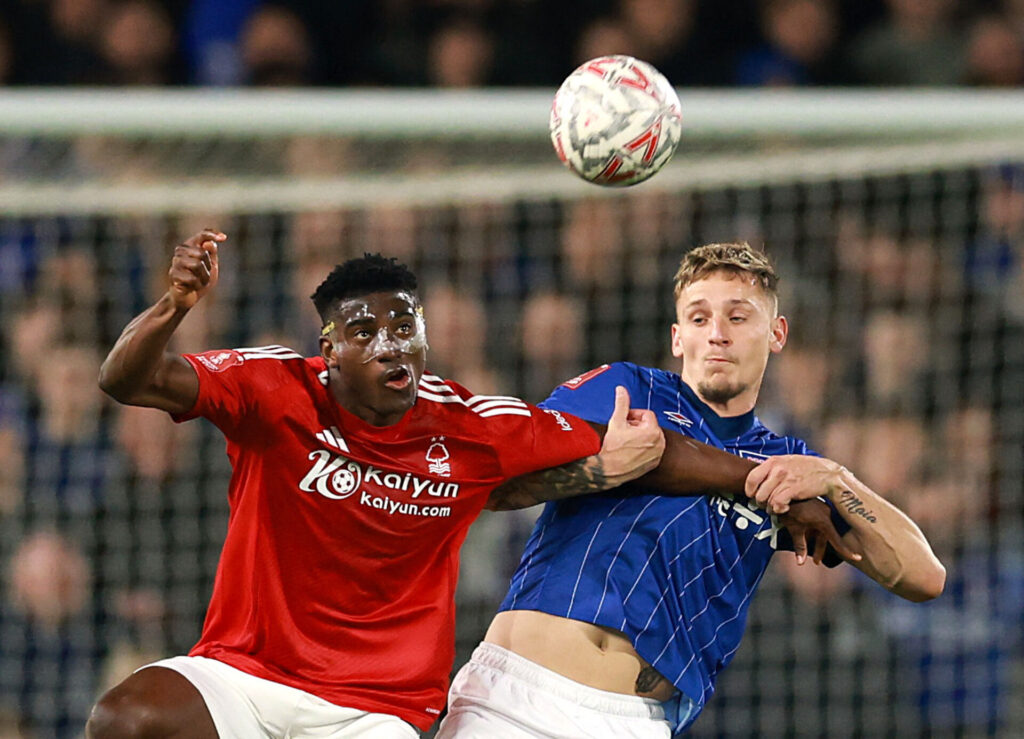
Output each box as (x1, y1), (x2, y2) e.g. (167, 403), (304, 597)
(361, 327), (425, 363)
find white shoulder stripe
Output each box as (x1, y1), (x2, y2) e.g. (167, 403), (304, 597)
(421, 373), (447, 384)
(235, 344), (296, 354)
(239, 348), (301, 356)
(241, 351), (303, 361)
(419, 379), (454, 393)
(418, 390), (467, 405)
(467, 394), (524, 406)
(471, 399), (528, 413)
(478, 408), (532, 418)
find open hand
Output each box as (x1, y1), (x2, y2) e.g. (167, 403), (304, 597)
(169, 229), (225, 310)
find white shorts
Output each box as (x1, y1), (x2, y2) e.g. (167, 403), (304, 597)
(140, 656), (419, 739)
(435, 643), (671, 739)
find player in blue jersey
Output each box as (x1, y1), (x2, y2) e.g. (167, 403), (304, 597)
(438, 243), (946, 738)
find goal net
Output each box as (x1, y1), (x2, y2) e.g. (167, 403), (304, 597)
(0, 89), (1021, 737)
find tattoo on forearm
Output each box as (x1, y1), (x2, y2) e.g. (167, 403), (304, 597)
(839, 490), (878, 523)
(488, 456), (607, 511)
(635, 666), (664, 694)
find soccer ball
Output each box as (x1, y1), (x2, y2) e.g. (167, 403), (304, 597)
(549, 55), (683, 187)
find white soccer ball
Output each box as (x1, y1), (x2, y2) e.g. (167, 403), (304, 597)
(549, 55), (683, 187)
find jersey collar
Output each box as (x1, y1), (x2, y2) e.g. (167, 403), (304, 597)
(677, 377), (757, 440)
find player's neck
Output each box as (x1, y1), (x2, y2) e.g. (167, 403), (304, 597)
(328, 376), (410, 427)
(700, 395), (757, 417)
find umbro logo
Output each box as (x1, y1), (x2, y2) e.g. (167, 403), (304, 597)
(663, 411), (693, 428)
(315, 426), (349, 453)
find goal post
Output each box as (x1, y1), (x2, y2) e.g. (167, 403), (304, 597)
(2, 89), (1024, 215)
(0, 89), (1021, 737)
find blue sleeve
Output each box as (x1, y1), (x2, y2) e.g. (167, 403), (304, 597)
(539, 363), (647, 425)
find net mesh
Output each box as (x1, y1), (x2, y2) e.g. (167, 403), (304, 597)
(0, 91), (1021, 737)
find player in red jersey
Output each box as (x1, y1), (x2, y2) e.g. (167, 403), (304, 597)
(87, 231), (846, 738)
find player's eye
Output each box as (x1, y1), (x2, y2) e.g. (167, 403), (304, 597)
(353, 329), (373, 340)
(396, 322), (414, 335)
(691, 316), (707, 325)
(730, 316), (747, 323)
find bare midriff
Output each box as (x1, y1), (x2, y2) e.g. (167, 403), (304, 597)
(484, 610), (678, 702)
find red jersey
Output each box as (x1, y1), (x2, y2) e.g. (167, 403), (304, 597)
(172, 345), (601, 729)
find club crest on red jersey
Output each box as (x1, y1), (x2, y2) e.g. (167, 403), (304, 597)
(426, 437), (451, 477)
(561, 364), (611, 389)
(196, 350), (245, 372)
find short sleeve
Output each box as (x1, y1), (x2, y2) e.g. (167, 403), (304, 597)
(540, 363), (646, 425)
(490, 404), (602, 481)
(170, 348), (268, 438)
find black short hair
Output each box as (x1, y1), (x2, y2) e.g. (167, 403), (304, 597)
(310, 253), (418, 321)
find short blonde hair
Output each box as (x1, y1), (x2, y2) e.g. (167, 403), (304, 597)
(673, 242), (779, 301)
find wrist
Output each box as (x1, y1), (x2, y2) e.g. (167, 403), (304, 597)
(162, 290), (194, 315)
(824, 462), (852, 500)
(597, 448), (629, 484)
(597, 448), (650, 487)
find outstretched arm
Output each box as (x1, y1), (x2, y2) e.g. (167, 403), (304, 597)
(489, 417), (757, 511)
(487, 386), (666, 510)
(747, 456), (945, 601)
(98, 230), (225, 413)
(626, 425), (755, 496)
(488, 417), (857, 564)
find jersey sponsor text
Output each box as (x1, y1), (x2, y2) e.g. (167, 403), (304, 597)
(299, 450), (461, 501)
(359, 491), (452, 518)
(543, 408), (575, 431)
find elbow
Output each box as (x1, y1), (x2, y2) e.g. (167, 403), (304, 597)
(97, 361), (133, 404)
(97, 364), (114, 396)
(97, 363), (120, 399)
(898, 561), (946, 603)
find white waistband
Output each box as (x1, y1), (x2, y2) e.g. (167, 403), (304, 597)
(472, 642), (665, 720)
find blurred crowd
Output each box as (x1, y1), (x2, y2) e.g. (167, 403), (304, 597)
(1, 0), (1024, 88)
(0, 2), (1022, 736)
(0, 159), (1022, 735)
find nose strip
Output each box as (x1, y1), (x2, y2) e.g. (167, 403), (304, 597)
(362, 327), (403, 363)
(360, 325), (428, 363)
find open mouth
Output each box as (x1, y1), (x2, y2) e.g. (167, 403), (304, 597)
(383, 366), (412, 390)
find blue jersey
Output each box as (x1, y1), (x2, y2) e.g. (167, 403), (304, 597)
(499, 362), (848, 734)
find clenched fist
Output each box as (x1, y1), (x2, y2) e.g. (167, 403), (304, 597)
(169, 230), (225, 310)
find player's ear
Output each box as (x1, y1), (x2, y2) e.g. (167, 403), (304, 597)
(769, 315), (788, 354)
(319, 336), (338, 366)
(670, 322), (684, 358)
